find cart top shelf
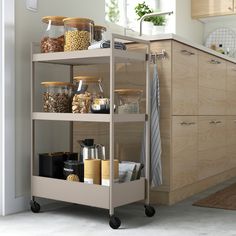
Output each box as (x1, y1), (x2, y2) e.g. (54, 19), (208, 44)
(32, 48), (147, 65)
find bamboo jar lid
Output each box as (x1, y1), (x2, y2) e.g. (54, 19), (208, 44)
(42, 16), (67, 26)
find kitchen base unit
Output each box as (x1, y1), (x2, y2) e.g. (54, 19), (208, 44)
(30, 34), (155, 229)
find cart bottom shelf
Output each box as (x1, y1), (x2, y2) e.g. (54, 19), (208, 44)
(32, 176), (145, 209)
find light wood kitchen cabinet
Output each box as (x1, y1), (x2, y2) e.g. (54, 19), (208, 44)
(226, 62), (236, 115)
(172, 116), (198, 190)
(192, 0), (235, 18)
(199, 52), (227, 115)
(198, 116), (228, 180)
(172, 42), (198, 115)
(226, 117), (236, 168)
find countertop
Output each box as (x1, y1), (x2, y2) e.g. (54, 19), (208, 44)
(136, 33), (236, 64)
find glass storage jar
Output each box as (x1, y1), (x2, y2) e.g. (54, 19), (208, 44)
(115, 89), (143, 114)
(72, 76), (104, 113)
(63, 18), (94, 51)
(41, 82), (74, 113)
(41, 16), (67, 53)
(94, 25), (106, 42)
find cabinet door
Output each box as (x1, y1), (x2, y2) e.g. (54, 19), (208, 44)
(172, 116), (198, 190)
(198, 116), (228, 180)
(199, 52), (226, 115)
(192, 0), (234, 18)
(172, 42), (198, 115)
(226, 117), (236, 168)
(226, 62), (236, 115)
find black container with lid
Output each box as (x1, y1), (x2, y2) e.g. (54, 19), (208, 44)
(39, 152), (78, 179)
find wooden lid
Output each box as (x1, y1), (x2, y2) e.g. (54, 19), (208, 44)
(42, 16), (67, 26)
(94, 25), (107, 31)
(73, 76), (101, 83)
(63, 17), (94, 25)
(41, 82), (74, 87)
(114, 89), (143, 95)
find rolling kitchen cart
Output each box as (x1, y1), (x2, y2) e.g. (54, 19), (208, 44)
(30, 34), (155, 229)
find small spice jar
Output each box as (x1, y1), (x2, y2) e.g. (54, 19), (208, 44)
(63, 18), (94, 51)
(41, 82), (74, 113)
(41, 16), (67, 53)
(94, 25), (106, 42)
(72, 76), (104, 113)
(115, 89), (143, 114)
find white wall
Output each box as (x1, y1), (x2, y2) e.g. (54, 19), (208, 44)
(15, 0), (105, 198)
(175, 0), (204, 44)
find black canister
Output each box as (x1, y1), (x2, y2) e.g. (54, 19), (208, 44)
(64, 160), (84, 182)
(39, 152), (78, 179)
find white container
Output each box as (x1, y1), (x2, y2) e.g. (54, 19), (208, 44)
(152, 25), (165, 35)
(142, 21), (153, 35)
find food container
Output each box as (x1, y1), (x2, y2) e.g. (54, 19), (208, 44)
(115, 89), (143, 114)
(39, 152), (78, 179)
(72, 76), (104, 113)
(94, 25), (106, 42)
(41, 16), (67, 53)
(84, 159), (101, 185)
(91, 98), (110, 114)
(41, 82), (74, 113)
(64, 160), (84, 182)
(101, 160), (119, 186)
(63, 17), (94, 51)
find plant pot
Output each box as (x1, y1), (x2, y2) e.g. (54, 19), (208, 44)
(142, 21), (153, 35)
(152, 25), (165, 35)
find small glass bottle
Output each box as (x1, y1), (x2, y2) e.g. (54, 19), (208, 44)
(94, 25), (107, 42)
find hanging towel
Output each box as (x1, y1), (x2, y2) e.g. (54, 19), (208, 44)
(140, 63), (162, 187)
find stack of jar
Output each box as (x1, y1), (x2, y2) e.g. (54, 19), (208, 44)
(40, 16), (107, 53)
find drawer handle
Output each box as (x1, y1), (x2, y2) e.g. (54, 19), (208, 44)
(209, 120), (222, 124)
(180, 121), (196, 126)
(209, 59), (221, 64)
(180, 50), (195, 56)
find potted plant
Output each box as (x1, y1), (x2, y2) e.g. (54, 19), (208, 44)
(151, 14), (166, 35)
(134, 2), (153, 35)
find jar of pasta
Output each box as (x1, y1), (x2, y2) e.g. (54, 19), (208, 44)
(63, 18), (94, 51)
(41, 16), (67, 53)
(72, 76), (104, 113)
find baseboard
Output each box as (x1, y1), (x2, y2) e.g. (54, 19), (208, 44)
(150, 168), (236, 205)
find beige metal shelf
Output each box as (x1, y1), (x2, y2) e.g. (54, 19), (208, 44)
(32, 112), (147, 123)
(32, 176), (145, 209)
(32, 48), (146, 65)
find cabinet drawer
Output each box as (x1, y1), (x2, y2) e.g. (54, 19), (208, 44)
(226, 62), (236, 115)
(198, 116), (227, 180)
(172, 42), (198, 115)
(192, 0), (234, 18)
(172, 116), (198, 190)
(199, 52), (227, 115)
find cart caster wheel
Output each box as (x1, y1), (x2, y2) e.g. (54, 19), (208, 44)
(30, 200), (40, 213)
(109, 215), (121, 229)
(145, 205), (155, 217)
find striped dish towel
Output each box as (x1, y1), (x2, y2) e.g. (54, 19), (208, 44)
(141, 63), (162, 187)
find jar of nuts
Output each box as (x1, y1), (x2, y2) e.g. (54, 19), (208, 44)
(41, 82), (74, 113)
(63, 18), (94, 51)
(94, 25), (107, 42)
(72, 76), (104, 113)
(41, 16), (67, 53)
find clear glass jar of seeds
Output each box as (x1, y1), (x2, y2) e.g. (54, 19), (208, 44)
(41, 16), (67, 53)
(63, 18), (94, 51)
(94, 25), (106, 42)
(41, 82), (74, 113)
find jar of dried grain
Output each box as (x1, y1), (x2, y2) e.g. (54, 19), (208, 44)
(63, 18), (94, 51)
(41, 16), (67, 53)
(41, 82), (74, 113)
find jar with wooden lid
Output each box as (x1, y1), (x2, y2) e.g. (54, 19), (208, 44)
(41, 16), (67, 53)
(94, 25), (106, 42)
(72, 76), (104, 113)
(41, 82), (74, 113)
(63, 18), (94, 51)
(115, 89), (143, 114)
